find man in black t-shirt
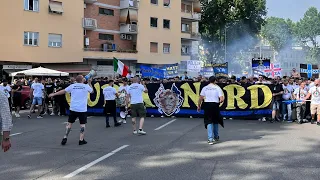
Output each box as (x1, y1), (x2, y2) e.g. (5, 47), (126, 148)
(44, 78), (56, 115)
(11, 81), (23, 118)
(270, 79), (284, 123)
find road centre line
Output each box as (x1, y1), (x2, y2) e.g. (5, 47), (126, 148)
(10, 132), (23, 137)
(154, 119), (177, 131)
(63, 145), (129, 179)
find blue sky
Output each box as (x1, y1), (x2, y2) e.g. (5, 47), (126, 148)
(267, 0), (320, 21)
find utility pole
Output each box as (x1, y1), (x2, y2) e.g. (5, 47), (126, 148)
(225, 25), (227, 62)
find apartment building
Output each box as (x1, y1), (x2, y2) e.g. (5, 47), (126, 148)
(0, 0), (201, 78)
(0, 0), (84, 78)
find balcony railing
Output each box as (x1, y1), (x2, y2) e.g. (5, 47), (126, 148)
(84, 48), (137, 53)
(84, 0), (97, 4)
(120, 24), (138, 34)
(120, 0), (138, 9)
(83, 18), (97, 30)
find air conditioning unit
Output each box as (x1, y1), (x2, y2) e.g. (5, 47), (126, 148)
(120, 34), (127, 40)
(126, 35), (133, 40)
(85, 38), (90, 46)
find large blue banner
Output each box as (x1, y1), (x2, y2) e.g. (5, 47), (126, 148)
(140, 65), (165, 79)
(160, 63), (178, 78)
(252, 58), (270, 76)
(213, 63), (228, 77)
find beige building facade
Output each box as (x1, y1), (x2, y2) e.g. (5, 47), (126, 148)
(0, 0), (201, 77)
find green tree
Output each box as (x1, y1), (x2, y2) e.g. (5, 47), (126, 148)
(261, 17), (295, 52)
(199, 0), (267, 68)
(295, 7), (320, 63)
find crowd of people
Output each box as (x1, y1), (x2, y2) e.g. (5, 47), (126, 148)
(1, 68), (320, 148)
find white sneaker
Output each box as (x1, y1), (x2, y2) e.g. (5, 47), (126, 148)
(15, 113), (20, 118)
(190, 116), (193, 119)
(133, 130), (138, 135)
(151, 115), (154, 118)
(123, 120), (127, 124)
(161, 115), (164, 118)
(138, 130), (147, 135)
(262, 117), (267, 122)
(50, 112), (55, 116)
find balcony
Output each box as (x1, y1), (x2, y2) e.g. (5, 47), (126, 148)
(84, 0), (97, 4)
(181, 11), (201, 22)
(83, 18), (97, 30)
(120, 24), (138, 34)
(83, 48), (138, 60)
(120, 0), (138, 9)
(181, 31), (201, 41)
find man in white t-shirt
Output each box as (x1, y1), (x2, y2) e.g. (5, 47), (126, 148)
(198, 76), (224, 145)
(28, 78), (44, 119)
(118, 78), (129, 124)
(293, 82), (308, 124)
(304, 79), (320, 125)
(127, 77), (148, 135)
(282, 80), (294, 122)
(103, 80), (121, 128)
(49, 75), (93, 146)
(0, 80), (12, 112)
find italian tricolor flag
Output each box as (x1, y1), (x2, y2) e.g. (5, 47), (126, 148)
(113, 57), (129, 77)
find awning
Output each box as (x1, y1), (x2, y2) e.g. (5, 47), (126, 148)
(49, 0), (63, 13)
(46, 64), (91, 74)
(3, 69), (21, 75)
(193, 1), (201, 13)
(128, 9), (138, 22)
(120, 9), (129, 24)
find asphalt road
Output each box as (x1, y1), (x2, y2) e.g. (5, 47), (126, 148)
(1, 113), (320, 180)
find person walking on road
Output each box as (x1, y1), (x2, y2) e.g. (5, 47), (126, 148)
(28, 78), (45, 119)
(49, 75), (93, 146)
(197, 76), (224, 145)
(0, 79), (12, 112)
(304, 79), (320, 125)
(118, 78), (130, 124)
(127, 77), (148, 135)
(103, 80), (121, 128)
(0, 91), (13, 152)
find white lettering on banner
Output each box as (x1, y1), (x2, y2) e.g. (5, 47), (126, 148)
(187, 60), (202, 72)
(2, 65), (32, 70)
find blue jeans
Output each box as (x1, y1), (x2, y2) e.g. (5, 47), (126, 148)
(282, 102), (292, 121)
(207, 123), (219, 141)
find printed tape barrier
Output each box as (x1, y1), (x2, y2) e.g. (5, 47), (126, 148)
(64, 82), (273, 117)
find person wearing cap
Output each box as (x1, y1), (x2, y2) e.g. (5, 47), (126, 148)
(103, 80), (121, 128)
(197, 76), (224, 145)
(0, 79), (12, 112)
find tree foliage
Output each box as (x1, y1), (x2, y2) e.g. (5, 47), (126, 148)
(199, 0), (267, 65)
(261, 17), (294, 52)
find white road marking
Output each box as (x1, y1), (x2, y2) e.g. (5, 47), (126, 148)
(63, 145), (129, 179)
(10, 132), (23, 137)
(154, 119), (177, 131)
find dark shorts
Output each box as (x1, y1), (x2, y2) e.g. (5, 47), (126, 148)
(131, 103), (146, 118)
(13, 96), (21, 107)
(68, 111), (87, 124)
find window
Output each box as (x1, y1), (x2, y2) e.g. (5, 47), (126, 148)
(181, 24), (190, 32)
(151, 0), (158, 5)
(97, 61), (113, 65)
(99, 8), (114, 16)
(48, 34), (62, 47)
(150, 17), (158, 27)
(24, 0), (39, 12)
(24, 32), (39, 46)
(99, 33), (114, 40)
(164, 0), (170, 7)
(150, 42), (158, 53)
(163, 43), (170, 54)
(49, 1), (63, 14)
(181, 45), (190, 55)
(163, 19), (170, 29)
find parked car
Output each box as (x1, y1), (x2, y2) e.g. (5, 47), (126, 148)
(21, 86), (31, 109)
